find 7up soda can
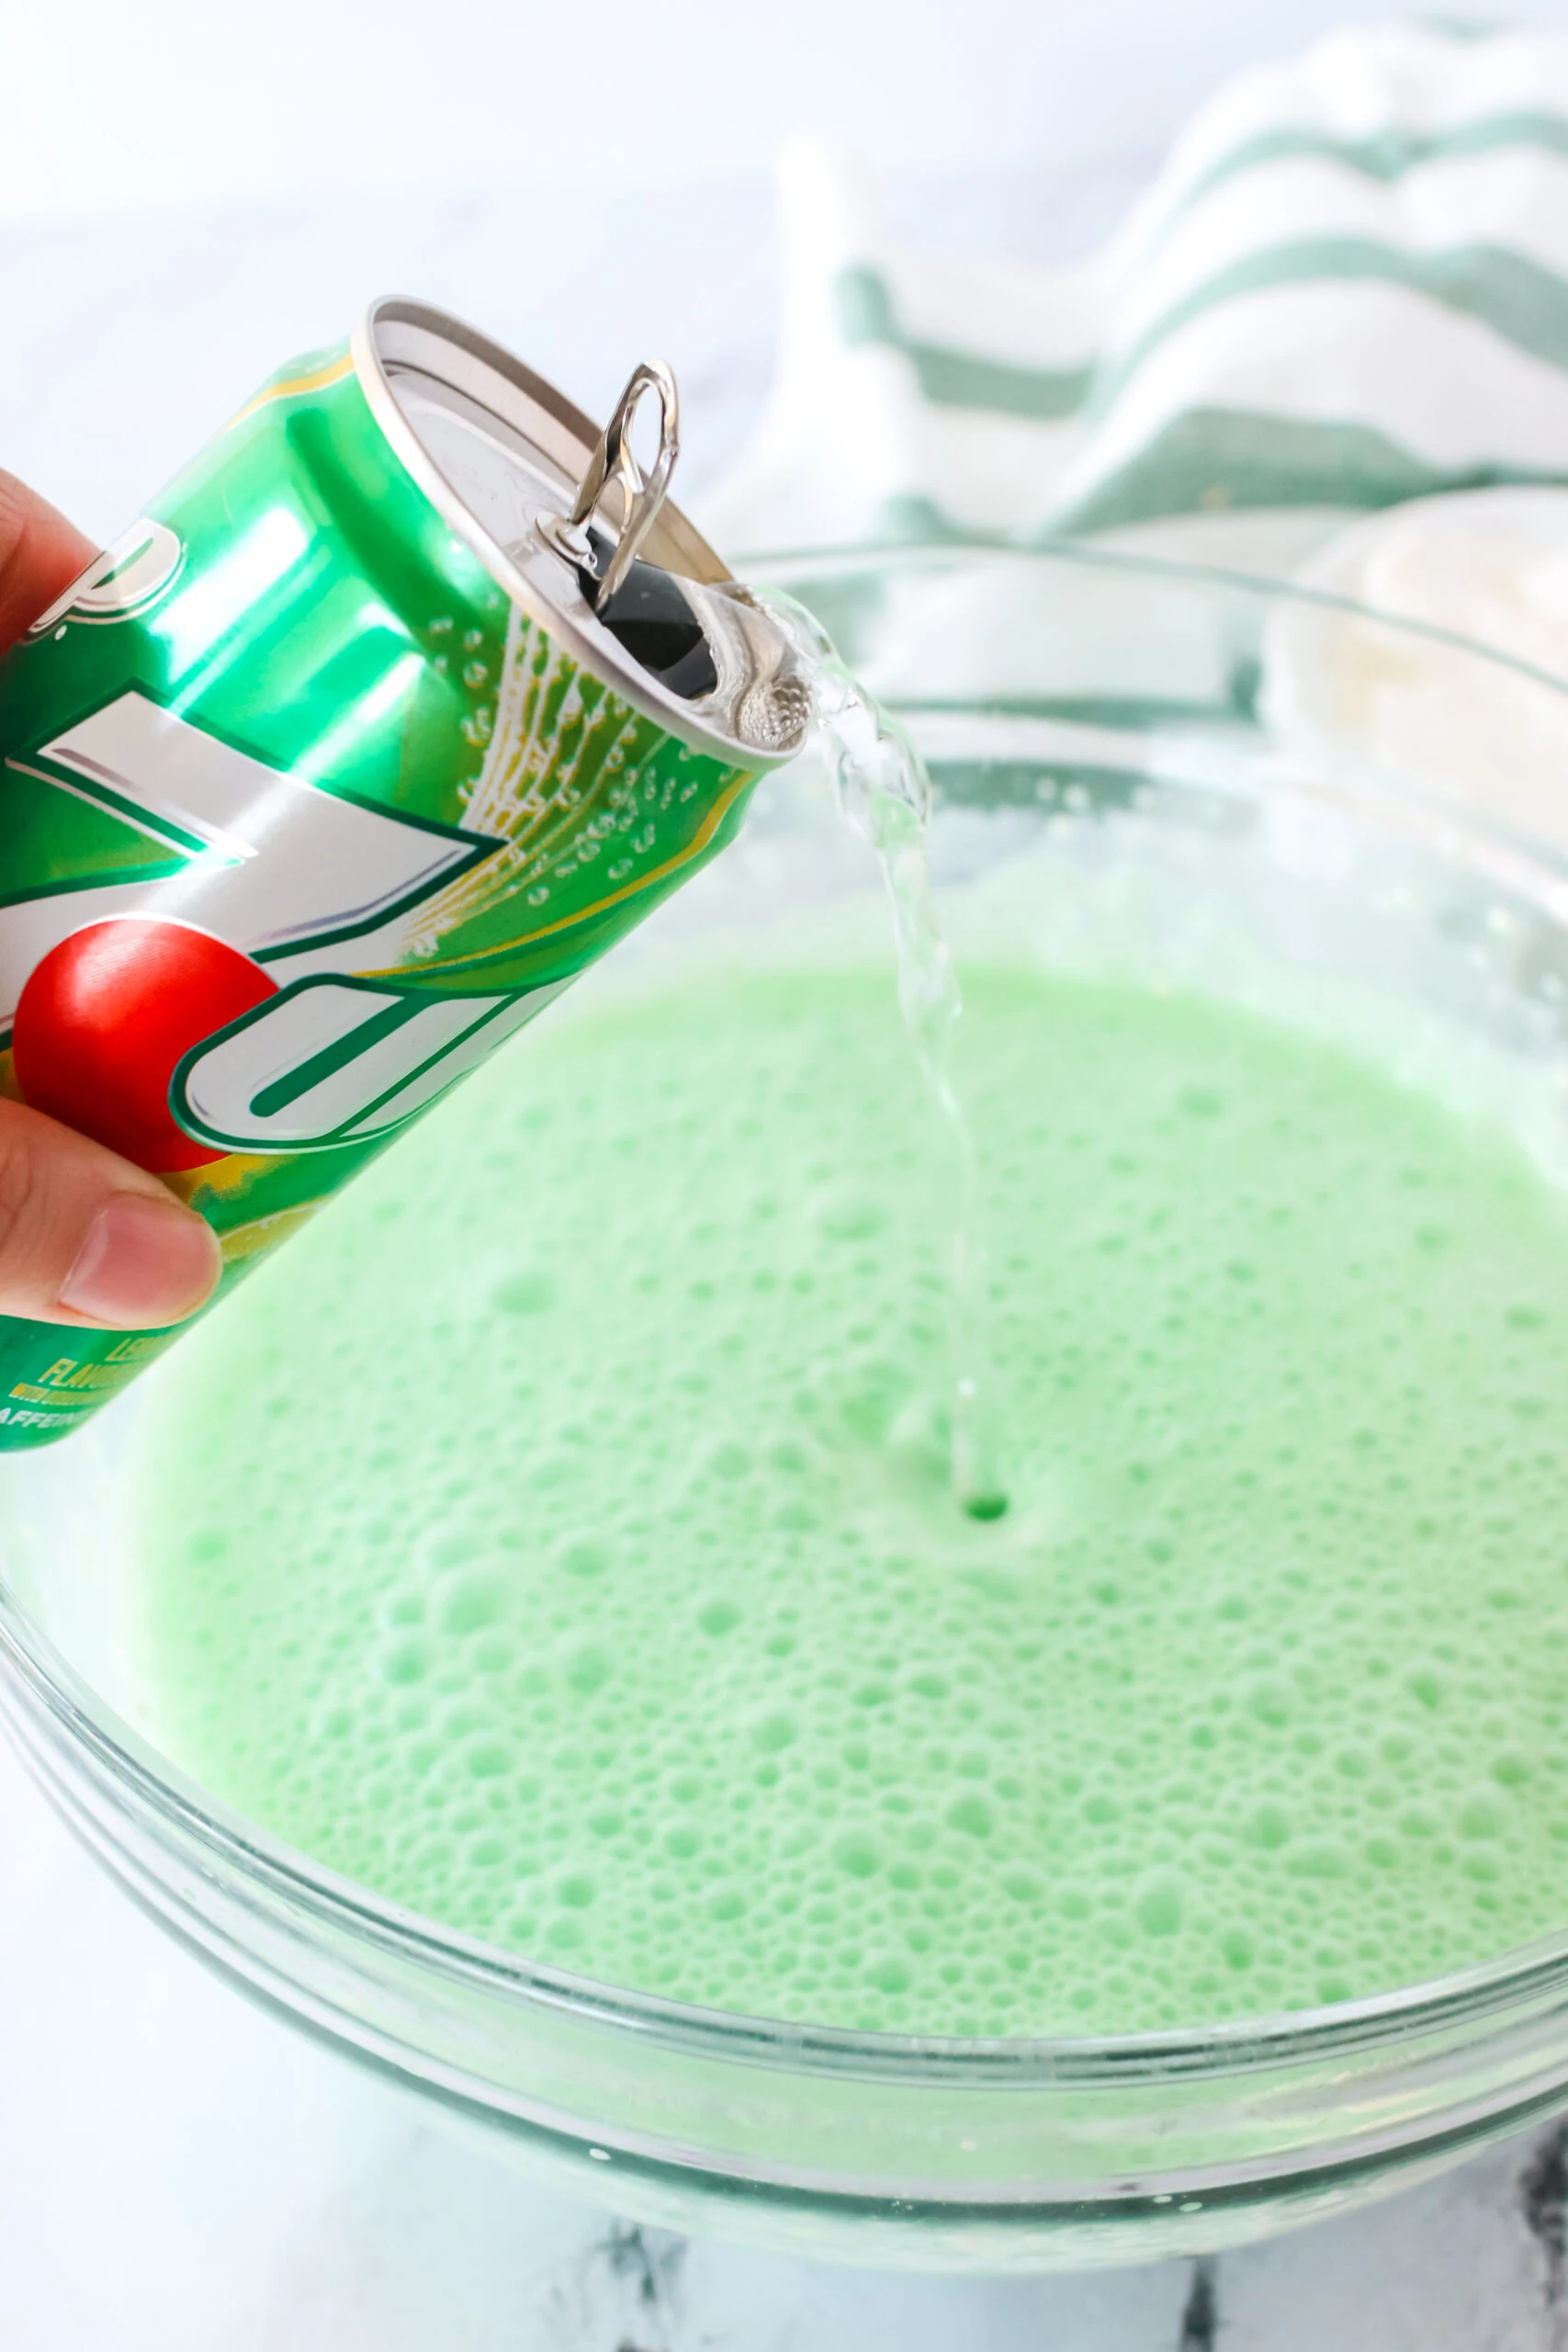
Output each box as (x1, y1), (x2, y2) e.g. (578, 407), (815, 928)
(0, 299), (807, 1447)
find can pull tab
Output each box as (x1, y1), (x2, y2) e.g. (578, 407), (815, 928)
(536, 360), (681, 609)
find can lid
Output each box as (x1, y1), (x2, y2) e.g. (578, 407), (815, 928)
(353, 299), (808, 769)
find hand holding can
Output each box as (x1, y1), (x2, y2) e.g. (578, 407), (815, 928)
(0, 306), (808, 1445)
(0, 473), (221, 1337)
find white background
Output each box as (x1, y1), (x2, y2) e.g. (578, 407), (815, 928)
(2, 0), (1567, 219)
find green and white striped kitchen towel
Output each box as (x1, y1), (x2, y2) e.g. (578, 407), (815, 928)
(706, 20), (1568, 577)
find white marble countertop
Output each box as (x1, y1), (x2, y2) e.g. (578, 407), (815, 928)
(6, 161), (1568, 2349)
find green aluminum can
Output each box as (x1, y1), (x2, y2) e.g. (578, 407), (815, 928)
(0, 300), (807, 1446)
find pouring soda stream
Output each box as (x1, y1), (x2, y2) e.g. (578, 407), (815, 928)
(737, 583), (1009, 1521)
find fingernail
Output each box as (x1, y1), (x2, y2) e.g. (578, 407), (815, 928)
(59, 1193), (221, 1328)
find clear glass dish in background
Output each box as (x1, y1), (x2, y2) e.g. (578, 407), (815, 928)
(4, 546), (1568, 2274)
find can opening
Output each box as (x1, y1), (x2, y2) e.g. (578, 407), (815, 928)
(361, 300), (807, 764)
(577, 527), (718, 703)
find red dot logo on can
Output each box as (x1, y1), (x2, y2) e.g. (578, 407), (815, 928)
(12, 917), (277, 1172)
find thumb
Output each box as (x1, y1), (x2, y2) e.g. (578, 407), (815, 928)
(0, 470), (96, 653)
(0, 1098), (220, 1329)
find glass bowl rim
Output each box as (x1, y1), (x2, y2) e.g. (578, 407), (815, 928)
(755, 530), (1568, 712)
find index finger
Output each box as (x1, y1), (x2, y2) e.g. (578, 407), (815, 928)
(0, 471), (96, 656)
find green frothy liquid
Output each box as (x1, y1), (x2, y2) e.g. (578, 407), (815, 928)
(134, 967), (1568, 2036)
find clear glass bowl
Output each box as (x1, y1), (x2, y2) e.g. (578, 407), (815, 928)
(6, 544), (1568, 2274)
